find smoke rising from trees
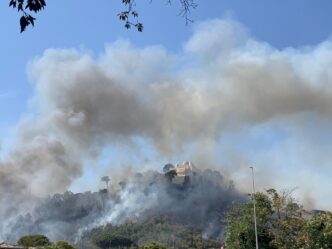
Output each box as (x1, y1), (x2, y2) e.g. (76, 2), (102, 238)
(2, 167), (242, 243)
(1, 18), (332, 240)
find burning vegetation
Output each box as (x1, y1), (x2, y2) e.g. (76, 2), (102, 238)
(0, 162), (242, 247)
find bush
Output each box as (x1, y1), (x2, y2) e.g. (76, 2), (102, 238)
(139, 242), (166, 249)
(17, 234), (51, 247)
(54, 240), (76, 249)
(41, 240), (76, 249)
(93, 233), (135, 248)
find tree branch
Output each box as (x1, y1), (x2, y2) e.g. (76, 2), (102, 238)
(9, 0), (197, 33)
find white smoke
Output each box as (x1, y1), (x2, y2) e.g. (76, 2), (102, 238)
(1, 18), (332, 240)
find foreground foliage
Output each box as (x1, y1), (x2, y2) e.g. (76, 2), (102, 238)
(17, 235), (76, 249)
(139, 242), (167, 249)
(226, 189), (332, 249)
(299, 212), (332, 249)
(78, 216), (222, 249)
(17, 234), (51, 247)
(41, 240), (76, 249)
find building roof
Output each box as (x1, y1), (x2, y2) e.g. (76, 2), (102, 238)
(0, 243), (24, 249)
(175, 161), (197, 176)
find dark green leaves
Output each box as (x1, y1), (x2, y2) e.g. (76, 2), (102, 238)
(9, 0), (195, 33)
(117, 1), (143, 32)
(9, 0), (16, 8)
(19, 14), (35, 32)
(26, 0), (46, 12)
(17, 234), (51, 247)
(9, 0), (45, 32)
(131, 11), (138, 18)
(122, 0), (131, 5)
(19, 15), (28, 32)
(118, 11), (129, 21)
(27, 14), (35, 26)
(136, 23), (143, 32)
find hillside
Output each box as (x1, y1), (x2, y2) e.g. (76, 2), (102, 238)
(3, 164), (242, 244)
(78, 216), (223, 249)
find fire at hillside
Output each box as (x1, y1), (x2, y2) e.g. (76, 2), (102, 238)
(0, 163), (243, 244)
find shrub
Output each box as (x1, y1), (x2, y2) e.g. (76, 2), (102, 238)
(54, 240), (76, 249)
(17, 234), (51, 247)
(139, 242), (167, 249)
(93, 233), (135, 248)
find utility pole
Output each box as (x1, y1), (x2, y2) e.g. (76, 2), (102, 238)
(250, 166), (259, 249)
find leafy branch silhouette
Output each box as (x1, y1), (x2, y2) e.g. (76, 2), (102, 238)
(9, 0), (45, 32)
(8, 0), (197, 33)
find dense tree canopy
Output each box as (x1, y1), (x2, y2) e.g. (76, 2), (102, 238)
(78, 216), (222, 248)
(139, 242), (167, 249)
(42, 240), (76, 249)
(14, 190), (332, 249)
(299, 212), (332, 248)
(226, 189), (332, 249)
(17, 234), (51, 247)
(92, 233), (136, 249)
(8, 0), (197, 32)
(226, 192), (275, 249)
(17, 236), (76, 249)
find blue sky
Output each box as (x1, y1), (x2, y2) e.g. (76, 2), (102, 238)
(2, 1), (332, 209)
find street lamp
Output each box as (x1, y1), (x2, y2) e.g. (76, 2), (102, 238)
(250, 166), (259, 249)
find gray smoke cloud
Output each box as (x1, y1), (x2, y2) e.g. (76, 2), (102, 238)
(3, 167), (241, 243)
(1, 17), (332, 241)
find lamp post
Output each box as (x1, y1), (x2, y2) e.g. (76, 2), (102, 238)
(250, 166), (259, 249)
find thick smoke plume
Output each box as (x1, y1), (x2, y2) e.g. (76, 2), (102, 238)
(2, 166), (242, 243)
(1, 18), (332, 240)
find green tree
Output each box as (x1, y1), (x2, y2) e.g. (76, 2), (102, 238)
(226, 192), (275, 249)
(297, 212), (332, 249)
(267, 189), (306, 249)
(17, 234), (51, 247)
(92, 232), (136, 249)
(225, 189), (332, 249)
(41, 240), (76, 249)
(139, 241), (167, 249)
